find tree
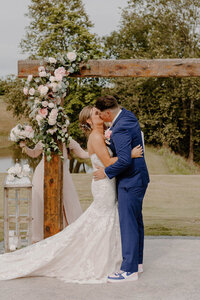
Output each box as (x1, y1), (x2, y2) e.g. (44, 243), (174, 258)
(20, 0), (101, 58)
(104, 0), (200, 163)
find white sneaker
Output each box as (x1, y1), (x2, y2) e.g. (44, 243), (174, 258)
(107, 270), (138, 283)
(138, 264), (143, 273)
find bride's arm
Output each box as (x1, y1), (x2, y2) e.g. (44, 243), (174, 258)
(89, 134), (143, 168)
(19, 141), (43, 158)
(68, 138), (89, 159)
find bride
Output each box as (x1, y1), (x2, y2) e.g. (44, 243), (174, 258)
(20, 136), (89, 243)
(0, 106), (142, 284)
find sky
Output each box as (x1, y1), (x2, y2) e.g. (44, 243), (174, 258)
(0, 0), (128, 77)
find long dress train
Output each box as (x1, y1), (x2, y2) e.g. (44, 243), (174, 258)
(0, 151), (122, 284)
(25, 139), (89, 242)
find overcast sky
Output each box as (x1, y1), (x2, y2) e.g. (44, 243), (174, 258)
(0, 0), (128, 77)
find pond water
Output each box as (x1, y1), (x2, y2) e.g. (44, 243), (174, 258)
(0, 156), (92, 173)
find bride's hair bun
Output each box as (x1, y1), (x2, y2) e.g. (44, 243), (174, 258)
(79, 106), (93, 135)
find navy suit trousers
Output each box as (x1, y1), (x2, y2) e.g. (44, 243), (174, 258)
(118, 184), (147, 273)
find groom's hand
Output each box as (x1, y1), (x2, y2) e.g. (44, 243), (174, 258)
(93, 165), (106, 181)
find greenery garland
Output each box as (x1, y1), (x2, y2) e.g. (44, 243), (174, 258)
(23, 47), (90, 161)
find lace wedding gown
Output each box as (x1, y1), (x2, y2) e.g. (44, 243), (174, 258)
(0, 152), (122, 284)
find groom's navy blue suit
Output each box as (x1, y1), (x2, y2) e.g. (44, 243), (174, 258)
(105, 108), (149, 273)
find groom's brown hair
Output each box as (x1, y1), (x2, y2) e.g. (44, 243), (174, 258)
(95, 95), (119, 111)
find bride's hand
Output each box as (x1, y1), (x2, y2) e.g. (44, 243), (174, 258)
(19, 141), (26, 148)
(131, 145), (143, 158)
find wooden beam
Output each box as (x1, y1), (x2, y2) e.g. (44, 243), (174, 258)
(18, 58), (200, 78)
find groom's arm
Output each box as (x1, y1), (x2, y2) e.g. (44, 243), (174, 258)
(105, 128), (132, 179)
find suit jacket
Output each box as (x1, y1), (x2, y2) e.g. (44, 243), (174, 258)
(105, 108), (150, 189)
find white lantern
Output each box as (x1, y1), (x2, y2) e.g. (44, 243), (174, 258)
(3, 176), (32, 252)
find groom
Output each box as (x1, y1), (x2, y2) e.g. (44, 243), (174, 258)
(94, 95), (149, 282)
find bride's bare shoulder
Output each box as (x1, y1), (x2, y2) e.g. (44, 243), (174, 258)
(88, 131), (104, 143)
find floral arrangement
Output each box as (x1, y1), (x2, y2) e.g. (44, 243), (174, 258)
(23, 48), (89, 161)
(7, 163), (31, 182)
(10, 124), (34, 143)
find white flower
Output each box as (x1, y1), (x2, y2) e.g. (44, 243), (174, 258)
(48, 102), (55, 108)
(54, 67), (66, 81)
(42, 101), (48, 107)
(39, 86), (49, 96)
(27, 75), (33, 82)
(48, 108), (58, 126)
(29, 88), (35, 96)
(48, 117), (57, 126)
(67, 51), (77, 61)
(50, 76), (56, 82)
(7, 174), (15, 182)
(24, 125), (34, 139)
(62, 128), (68, 134)
(22, 164), (31, 177)
(39, 71), (47, 77)
(34, 99), (40, 105)
(49, 57), (57, 64)
(65, 119), (70, 127)
(36, 114), (43, 125)
(50, 82), (58, 92)
(38, 66), (45, 72)
(56, 97), (61, 105)
(14, 163), (22, 177)
(23, 87), (28, 95)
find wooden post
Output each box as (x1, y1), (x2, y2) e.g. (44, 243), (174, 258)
(44, 145), (63, 238)
(18, 58), (200, 238)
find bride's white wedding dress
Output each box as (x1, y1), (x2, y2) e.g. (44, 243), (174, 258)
(0, 152), (122, 284)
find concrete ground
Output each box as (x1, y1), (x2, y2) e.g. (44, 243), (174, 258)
(0, 237), (199, 300)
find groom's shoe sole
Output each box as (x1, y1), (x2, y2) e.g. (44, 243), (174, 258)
(107, 273), (138, 283)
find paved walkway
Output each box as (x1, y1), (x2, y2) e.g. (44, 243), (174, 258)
(0, 237), (199, 300)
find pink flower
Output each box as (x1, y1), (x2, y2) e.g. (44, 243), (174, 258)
(54, 67), (66, 81)
(105, 129), (112, 140)
(23, 87), (28, 95)
(67, 52), (77, 61)
(39, 108), (48, 118)
(25, 125), (34, 139)
(29, 88), (35, 96)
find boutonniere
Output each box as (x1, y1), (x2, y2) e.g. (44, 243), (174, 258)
(104, 128), (112, 145)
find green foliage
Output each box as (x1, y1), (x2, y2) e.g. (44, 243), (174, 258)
(104, 0), (200, 163)
(3, 75), (31, 120)
(20, 0), (102, 58)
(0, 79), (6, 96)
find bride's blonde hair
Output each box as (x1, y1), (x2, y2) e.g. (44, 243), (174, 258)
(79, 106), (93, 135)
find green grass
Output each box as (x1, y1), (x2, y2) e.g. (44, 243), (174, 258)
(145, 145), (200, 175)
(71, 174), (200, 237)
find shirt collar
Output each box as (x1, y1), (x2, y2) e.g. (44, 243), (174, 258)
(111, 109), (122, 126)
